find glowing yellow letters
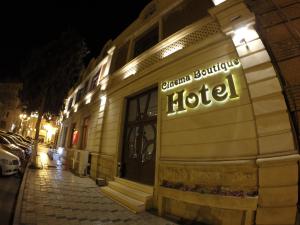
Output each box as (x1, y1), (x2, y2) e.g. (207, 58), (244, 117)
(166, 74), (239, 115)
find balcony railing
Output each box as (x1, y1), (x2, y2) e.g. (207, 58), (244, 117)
(110, 17), (222, 84)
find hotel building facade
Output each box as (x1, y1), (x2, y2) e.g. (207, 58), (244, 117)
(58, 0), (300, 224)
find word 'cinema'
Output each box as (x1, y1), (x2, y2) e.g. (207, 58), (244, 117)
(161, 59), (240, 92)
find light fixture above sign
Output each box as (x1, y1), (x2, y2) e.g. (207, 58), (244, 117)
(162, 44), (183, 58)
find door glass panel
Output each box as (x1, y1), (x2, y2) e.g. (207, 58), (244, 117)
(141, 124), (156, 163)
(144, 124), (155, 140)
(138, 94), (149, 119)
(147, 91), (157, 117)
(128, 126), (138, 159)
(128, 99), (138, 122)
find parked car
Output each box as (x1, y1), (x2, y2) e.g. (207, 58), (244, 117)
(0, 133), (32, 157)
(0, 148), (21, 176)
(7, 132), (33, 145)
(0, 136), (26, 161)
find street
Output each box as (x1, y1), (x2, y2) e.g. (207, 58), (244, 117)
(0, 174), (21, 225)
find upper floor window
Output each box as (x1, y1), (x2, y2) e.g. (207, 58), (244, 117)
(81, 117), (89, 149)
(110, 42), (129, 74)
(162, 0), (213, 38)
(100, 62), (108, 77)
(83, 80), (89, 95)
(133, 25), (159, 58)
(75, 88), (83, 103)
(67, 98), (73, 111)
(90, 73), (99, 91)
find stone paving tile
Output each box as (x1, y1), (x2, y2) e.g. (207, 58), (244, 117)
(19, 168), (177, 225)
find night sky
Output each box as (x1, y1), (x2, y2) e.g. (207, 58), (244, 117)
(0, 1), (152, 82)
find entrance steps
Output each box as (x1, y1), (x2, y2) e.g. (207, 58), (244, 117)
(100, 177), (153, 213)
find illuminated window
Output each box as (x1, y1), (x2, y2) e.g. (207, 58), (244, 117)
(72, 130), (79, 146)
(69, 123), (77, 148)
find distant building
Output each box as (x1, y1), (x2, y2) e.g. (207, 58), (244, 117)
(0, 83), (22, 131)
(58, 0), (300, 224)
(22, 112), (59, 145)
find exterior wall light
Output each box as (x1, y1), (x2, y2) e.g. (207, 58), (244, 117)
(85, 93), (93, 104)
(162, 45), (183, 58)
(101, 83), (107, 91)
(100, 95), (107, 106)
(212, 0), (226, 6)
(19, 113), (27, 120)
(10, 123), (16, 132)
(124, 67), (137, 79)
(74, 104), (78, 113)
(99, 95), (107, 112)
(232, 26), (257, 47)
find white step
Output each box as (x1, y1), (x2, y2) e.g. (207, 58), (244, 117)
(100, 186), (145, 213)
(114, 177), (153, 194)
(108, 181), (152, 202)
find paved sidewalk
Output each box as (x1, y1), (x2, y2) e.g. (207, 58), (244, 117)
(18, 153), (177, 225)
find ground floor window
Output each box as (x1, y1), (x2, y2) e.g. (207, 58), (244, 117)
(69, 123), (78, 148)
(61, 126), (68, 147)
(81, 117), (89, 149)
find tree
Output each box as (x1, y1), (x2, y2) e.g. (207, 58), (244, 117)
(20, 30), (88, 167)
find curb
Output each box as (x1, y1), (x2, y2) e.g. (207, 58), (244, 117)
(12, 161), (31, 225)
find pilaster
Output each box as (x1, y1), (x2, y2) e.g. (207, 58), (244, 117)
(210, 1), (299, 224)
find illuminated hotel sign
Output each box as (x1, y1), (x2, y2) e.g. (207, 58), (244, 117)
(161, 59), (241, 115)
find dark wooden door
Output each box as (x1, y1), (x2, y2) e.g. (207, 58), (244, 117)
(121, 88), (157, 185)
